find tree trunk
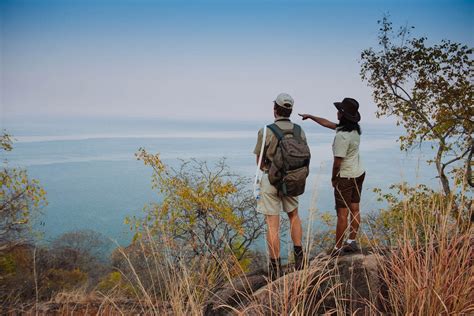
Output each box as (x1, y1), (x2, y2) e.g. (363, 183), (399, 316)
(466, 139), (474, 188)
(435, 144), (451, 196)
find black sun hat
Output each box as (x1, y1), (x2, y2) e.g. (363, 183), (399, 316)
(334, 97), (361, 123)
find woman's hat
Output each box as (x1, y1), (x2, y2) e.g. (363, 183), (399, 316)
(333, 97), (361, 123)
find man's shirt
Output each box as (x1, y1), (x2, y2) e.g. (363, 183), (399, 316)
(253, 116), (307, 171)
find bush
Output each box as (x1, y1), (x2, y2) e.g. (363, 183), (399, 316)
(128, 151), (264, 265)
(97, 271), (135, 297)
(41, 268), (88, 298)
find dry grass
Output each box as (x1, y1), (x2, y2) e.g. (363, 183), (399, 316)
(374, 189), (474, 315)
(237, 256), (347, 315)
(4, 179), (472, 315)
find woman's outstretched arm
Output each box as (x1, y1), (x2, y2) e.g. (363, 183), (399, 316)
(298, 114), (337, 130)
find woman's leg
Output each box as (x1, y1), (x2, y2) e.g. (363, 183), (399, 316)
(336, 207), (349, 248)
(349, 202), (360, 240)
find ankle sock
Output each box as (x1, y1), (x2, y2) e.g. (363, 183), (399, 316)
(294, 245), (303, 257)
(270, 258), (281, 267)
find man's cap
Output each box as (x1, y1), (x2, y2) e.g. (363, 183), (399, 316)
(333, 97), (361, 123)
(274, 93), (294, 110)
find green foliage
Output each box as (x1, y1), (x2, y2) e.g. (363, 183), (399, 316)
(1, 132), (13, 152)
(0, 252), (17, 275)
(97, 271), (135, 297)
(226, 237), (252, 273)
(309, 212), (336, 255)
(126, 149), (264, 263)
(365, 183), (466, 246)
(1, 132), (47, 252)
(311, 211), (376, 253)
(360, 16), (474, 195)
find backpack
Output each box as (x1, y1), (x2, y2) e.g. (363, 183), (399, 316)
(267, 123), (311, 197)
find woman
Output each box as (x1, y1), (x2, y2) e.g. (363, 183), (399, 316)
(299, 97), (365, 256)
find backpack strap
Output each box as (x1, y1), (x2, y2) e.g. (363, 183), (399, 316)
(267, 124), (285, 141)
(292, 124), (303, 142)
(269, 123), (304, 142)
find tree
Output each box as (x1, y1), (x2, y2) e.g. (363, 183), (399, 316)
(127, 148), (265, 263)
(360, 16), (473, 196)
(50, 229), (112, 262)
(0, 132), (47, 252)
(48, 230), (113, 282)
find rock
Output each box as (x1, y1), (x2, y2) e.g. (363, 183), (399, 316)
(205, 250), (386, 315)
(204, 269), (269, 315)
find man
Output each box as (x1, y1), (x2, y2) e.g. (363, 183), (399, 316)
(253, 93), (308, 278)
(299, 97), (365, 256)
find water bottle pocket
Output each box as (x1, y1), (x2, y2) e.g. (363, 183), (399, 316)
(253, 179), (262, 200)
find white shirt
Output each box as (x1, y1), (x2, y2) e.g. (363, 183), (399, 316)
(332, 129), (364, 178)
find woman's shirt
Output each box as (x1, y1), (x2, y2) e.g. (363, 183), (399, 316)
(332, 129), (364, 178)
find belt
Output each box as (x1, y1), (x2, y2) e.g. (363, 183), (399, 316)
(337, 172), (365, 180)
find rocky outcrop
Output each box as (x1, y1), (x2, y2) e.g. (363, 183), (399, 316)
(204, 251), (386, 315)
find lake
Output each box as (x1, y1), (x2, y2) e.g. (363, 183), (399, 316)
(2, 118), (438, 246)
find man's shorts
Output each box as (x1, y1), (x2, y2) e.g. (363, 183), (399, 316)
(257, 173), (298, 216)
(334, 172), (365, 209)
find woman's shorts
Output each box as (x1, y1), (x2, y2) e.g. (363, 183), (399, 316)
(334, 172), (365, 209)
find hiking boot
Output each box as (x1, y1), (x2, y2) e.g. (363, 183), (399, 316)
(268, 258), (281, 280)
(343, 240), (360, 253)
(294, 246), (305, 271)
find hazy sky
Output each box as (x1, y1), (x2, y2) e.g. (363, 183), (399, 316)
(1, 0), (473, 124)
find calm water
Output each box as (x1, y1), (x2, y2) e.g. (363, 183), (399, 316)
(2, 119), (438, 245)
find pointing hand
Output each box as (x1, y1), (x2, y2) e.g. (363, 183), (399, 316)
(298, 113), (311, 120)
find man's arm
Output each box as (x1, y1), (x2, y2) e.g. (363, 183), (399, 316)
(256, 155), (266, 171)
(331, 157), (343, 187)
(298, 114), (337, 130)
(254, 127), (264, 169)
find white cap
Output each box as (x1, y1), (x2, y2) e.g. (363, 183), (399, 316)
(274, 93), (294, 109)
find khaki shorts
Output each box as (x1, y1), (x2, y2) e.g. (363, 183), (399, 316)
(334, 172), (365, 209)
(257, 173), (299, 216)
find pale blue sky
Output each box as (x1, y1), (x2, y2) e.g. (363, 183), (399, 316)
(1, 0), (473, 124)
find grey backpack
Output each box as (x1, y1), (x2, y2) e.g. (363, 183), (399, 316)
(267, 123), (311, 196)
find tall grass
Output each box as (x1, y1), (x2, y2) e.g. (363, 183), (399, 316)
(238, 255), (350, 315)
(14, 182), (471, 315)
(106, 228), (231, 315)
(106, 173), (356, 315)
(375, 188), (473, 315)
(101, 181), (474, 315)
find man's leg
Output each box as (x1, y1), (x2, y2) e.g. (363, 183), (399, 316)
(287, 208), (302, 247)
(265, 214), (281, 278)
(265, 215), (280, 259)
(335, 207), (349, 249)
(287, 208), (305, 270)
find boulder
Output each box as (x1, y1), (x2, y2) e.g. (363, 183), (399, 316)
(204, 251), (386, 315)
